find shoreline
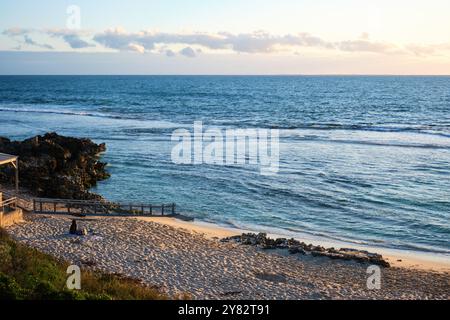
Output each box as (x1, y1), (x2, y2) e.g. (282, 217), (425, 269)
(1, 180), (448, 273)
(6, 213), (449, 299)
(137, 216), (450, 273)
(1, 180), (449, 273)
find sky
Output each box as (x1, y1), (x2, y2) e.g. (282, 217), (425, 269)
(1, 0), (450, 74)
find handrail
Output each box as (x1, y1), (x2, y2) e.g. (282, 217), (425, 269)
(33, 197), (174, 206)
(32, 197), (176, 217)
(1, 187), (177, 217)
(0, 197), (17, 212)
(0, 190), (32, 211)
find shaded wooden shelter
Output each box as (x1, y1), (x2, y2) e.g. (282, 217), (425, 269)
(0, 153), (19, 193)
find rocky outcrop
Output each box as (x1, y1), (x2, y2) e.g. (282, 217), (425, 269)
(0, 132), (110, 200)
(221, 233), (390, 267)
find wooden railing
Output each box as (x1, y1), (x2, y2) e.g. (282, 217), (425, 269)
(32, 198), (176, 217)
(0, 189), (31, 211)
(0, 197), (17, 213)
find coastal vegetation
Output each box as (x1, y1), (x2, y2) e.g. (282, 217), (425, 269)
(0, 228), (167, 300)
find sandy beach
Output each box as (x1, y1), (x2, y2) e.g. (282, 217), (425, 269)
(139, 216), (450, 273)
(6, 213), (450, 300)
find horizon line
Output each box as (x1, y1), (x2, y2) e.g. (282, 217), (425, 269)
(1, 74), (450, 77)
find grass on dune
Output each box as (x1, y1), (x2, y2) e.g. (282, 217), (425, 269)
(0, 228), (171, 300)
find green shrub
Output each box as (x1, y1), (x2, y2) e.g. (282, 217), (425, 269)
(0, 273), (25, 300)
(0, 228), (169, 300)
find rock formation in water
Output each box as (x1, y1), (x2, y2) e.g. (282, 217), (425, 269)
(0, 132), (110, 200)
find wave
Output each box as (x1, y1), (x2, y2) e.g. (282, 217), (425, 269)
(2, 105), (450, 142)
(277, 124), (450, 138)
(289, 137), (450, 150)
(0, 106), (120, 119)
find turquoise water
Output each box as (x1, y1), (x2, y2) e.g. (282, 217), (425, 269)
(0, 75), (449, 254)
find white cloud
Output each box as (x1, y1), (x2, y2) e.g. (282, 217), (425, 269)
(3, 27), (450, 58)
(165, 49), (176, 57)
(46, 29), (95, 49)
(3, 28), (54, 50)
(3, 27), (31, 36)
(91, 29), (407, 55)
(3, 27), (94, 49)
(179, 47), (196, 58)
(92, 27), (143, 51)
(127, 43), (145, 53)
(23, 35), (54, 50)
(336, 40), (399, 54)
(405, 43), (450, 57)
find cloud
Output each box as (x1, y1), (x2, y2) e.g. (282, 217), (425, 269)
(336, 40), (399, 54)
(3, 26), (450, 58)
(165, 49), (176, 57)
(406, 44), (437, 57)
(93, 27), (153, 52)
(3, 27), (94, 50)
(46, 29), (95, 49)
(91, 29), (401, 55)
(63, 34), (94, 49)
(217, 31), (332, 53)
(127, 43), (145, 53)
(405, 43), (450, 57)
(179, 47), (196, 58)
(3, 27), (54, 50)
(23, 35), (54, 50)
(3, 27), (31, 36)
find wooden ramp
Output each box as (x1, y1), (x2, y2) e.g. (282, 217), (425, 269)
(33, 198), (176, 217)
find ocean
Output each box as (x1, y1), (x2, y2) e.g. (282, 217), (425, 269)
(0, 75), (449, 255)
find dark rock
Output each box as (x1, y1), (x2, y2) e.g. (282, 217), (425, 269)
(311, 245), (325, 252)
(274, 238), (288, 248)
(328, 247), (339, 254)
(311, 251), (325, 257)
(221, 233), (391, 267)
(241, 233), (257, 245)
(0, 132), (110, 200)
(256, 233), (267, 242)
(288, 246), (306, 255)
(287, 238), (300, 246)
(220, 235), (241, 243)
(311, 251), (343, 259)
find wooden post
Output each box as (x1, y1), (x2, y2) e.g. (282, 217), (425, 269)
(14, 159), (19, 194)
(161, 204), (165, 216)
(150, 205), (152, 215)
(54, 203), (56, 213)
(39, 201), (42, 213)
(33, 199), (36, 212)
(172, 203), (176, 215)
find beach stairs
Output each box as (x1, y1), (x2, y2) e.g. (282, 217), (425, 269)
(0, 192), (24, 227)
(32, 197), (178, 218)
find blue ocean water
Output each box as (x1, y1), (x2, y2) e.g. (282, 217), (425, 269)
(0, 75), (449, 254)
